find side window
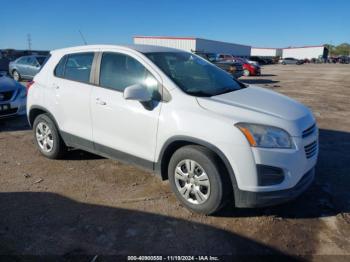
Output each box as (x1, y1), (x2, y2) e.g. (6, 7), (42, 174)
(54, 55), (67, 78)
(64, 53), (94, 83)
(17, 57), (28, 65)
(28, 57), (36, 66)
(99, 52), (160, 99)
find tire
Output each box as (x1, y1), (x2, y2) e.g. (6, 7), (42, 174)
(282, 62), (286, 65)
(168, 145), (231, 215)
(243, 69), (250, 76)
(33, 114), (67, 159)
(12, 70), (21, 82)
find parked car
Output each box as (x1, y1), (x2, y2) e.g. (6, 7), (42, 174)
(195, 52), (243, 79)
(0, 56), (10, 76)
(338, 56), (350, 64)
(233, 57), (261, 76)
(249, 56), (269, 65)
(279, 57), (304, 65)
(9, 55), (48, 81)
(0, 75), (27, 118)
(27, 45), (318, 215)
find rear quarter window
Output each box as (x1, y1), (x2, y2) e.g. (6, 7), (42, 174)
(54, 55), (67, 78)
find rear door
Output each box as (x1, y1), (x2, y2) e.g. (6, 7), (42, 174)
(48, 52), (96, 147)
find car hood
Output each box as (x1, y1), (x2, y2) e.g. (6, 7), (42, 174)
(196, 86), (315, 136)
(0, 76), (23, 92)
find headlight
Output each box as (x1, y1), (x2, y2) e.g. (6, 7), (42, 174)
(236, 123), (292, 148)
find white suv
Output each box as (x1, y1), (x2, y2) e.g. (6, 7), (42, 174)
(27, 45), (318, 214)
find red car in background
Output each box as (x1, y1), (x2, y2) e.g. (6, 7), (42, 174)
(233, 57), (261, 76)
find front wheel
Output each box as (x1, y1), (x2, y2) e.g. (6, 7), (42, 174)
(168, 145), (231, 215)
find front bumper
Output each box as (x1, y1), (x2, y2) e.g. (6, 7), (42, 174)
(234, 167), (315, 208)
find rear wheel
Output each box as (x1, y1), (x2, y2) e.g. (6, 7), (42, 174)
(168, 145), (230, 215)
(12, 70), (21, 81)
(33, 114), (67, 159)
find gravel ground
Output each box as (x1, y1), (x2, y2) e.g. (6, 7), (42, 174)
(0, 64), (349, 260)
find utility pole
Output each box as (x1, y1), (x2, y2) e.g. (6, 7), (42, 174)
(27, 34), (32, 50)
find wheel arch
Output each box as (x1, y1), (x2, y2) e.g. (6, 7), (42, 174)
(155, 136), (238, 190)
(28, 105), (59, 129)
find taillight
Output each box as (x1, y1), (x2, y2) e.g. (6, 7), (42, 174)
(26, 81), (35, 94)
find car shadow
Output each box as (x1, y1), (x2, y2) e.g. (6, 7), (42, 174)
(217, 128), (350, 219)
(0, 192), (296, 259)
(260, 74), (277, 77)
(241, 79), (279, 85)
(63, 149), (105, 161)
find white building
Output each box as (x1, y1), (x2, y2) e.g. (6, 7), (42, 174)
(133, 36), (251, 57)
(251, 47), (282, 57)
(282, 46), (327, 59)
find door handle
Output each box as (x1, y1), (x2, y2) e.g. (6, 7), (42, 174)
(96, 98), (107, 105)
(53, 84), (60, 89)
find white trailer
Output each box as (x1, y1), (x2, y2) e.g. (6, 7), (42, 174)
(251, 47), (282, 57)
(282, 46), (327, 59)
(133, 36), (251, 57)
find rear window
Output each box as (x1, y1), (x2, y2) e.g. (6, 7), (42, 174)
(36, 56), (47, 65)
(54, 53), (94, 83)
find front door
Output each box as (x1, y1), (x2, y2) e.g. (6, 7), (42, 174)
(91, 51), (162, 164)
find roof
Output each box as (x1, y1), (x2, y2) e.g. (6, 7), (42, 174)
(50, 44), (184, 54)
(134, 36), (251, 47)
(252, 47), (281, 50)
(282, 45), (325, 49)
(134, 35), (196, 40)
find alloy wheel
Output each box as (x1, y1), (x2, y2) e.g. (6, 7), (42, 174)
(174, 159), (211, 205)
(36, 122), (54, 153)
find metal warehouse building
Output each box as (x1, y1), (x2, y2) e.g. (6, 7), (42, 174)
(282, 46), (328, 59)
(134, 36), (251, 57)
(251, 47), (282, 57)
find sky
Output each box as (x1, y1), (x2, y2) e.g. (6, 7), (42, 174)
(1, 0), (349, 50)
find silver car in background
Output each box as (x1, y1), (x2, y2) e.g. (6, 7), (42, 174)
(279, 57), (303, 65)
(9, 55), (47, 81)
(0, 75), (27, 118)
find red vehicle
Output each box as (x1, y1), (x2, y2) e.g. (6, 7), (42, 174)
(233, 57), (261, 76)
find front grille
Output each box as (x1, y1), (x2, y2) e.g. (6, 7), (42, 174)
(302, 124), (316, 138)
(304, 140), (318, 159)
(0, 91), (15, 102)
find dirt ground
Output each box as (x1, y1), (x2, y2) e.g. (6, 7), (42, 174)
(0, 64), (349, 260)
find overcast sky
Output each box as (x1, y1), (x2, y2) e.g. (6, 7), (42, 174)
(1, 0), (349, 50)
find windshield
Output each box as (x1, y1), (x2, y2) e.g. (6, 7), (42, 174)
(145, 52), (244, 97)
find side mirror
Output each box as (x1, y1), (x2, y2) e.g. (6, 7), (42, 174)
(123, 84), (152, 102)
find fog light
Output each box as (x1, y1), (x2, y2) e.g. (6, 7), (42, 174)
(257, 165), (284, 186)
